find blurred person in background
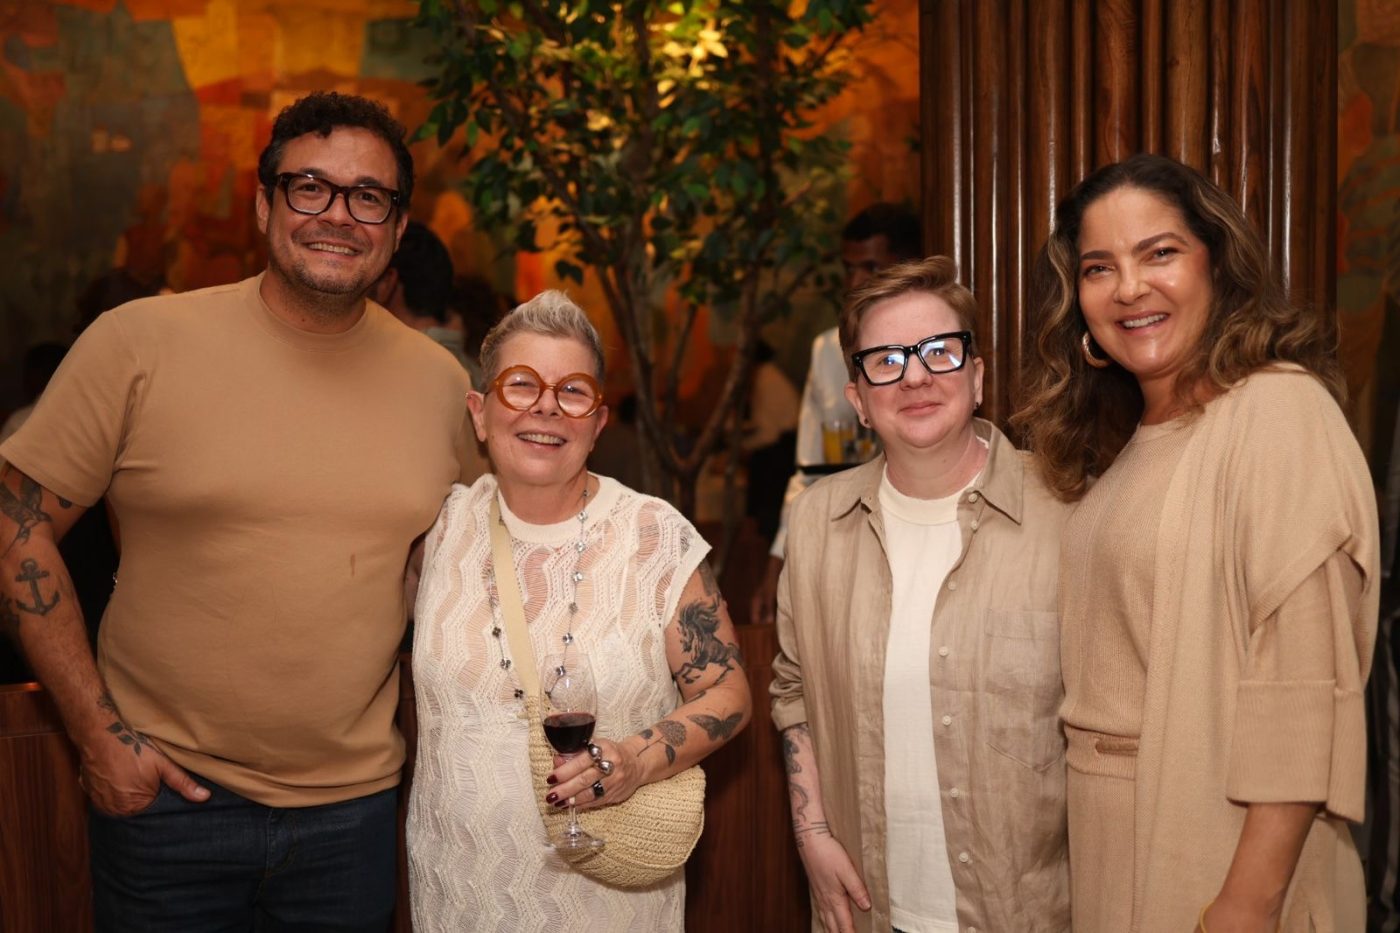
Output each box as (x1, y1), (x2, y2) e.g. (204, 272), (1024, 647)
(750, 201), (922, 624)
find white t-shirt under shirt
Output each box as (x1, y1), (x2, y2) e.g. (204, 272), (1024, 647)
(879, 467), (968, 933)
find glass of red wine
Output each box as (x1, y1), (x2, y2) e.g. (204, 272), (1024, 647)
(541, 649), (605, 851)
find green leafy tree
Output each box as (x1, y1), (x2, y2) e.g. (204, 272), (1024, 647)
(417, 0), (874, 516)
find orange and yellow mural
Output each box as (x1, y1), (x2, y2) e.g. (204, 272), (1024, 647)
(1338, 0), (1400, 468)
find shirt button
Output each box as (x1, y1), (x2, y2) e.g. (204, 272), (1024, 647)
(938, 646), (950, 658)
(949, 787), (960, 798)
(946, 580), (958, 591)
(958, 851), (970, 863)
(970, 519), (980, 531)
(968, 492), (980, 503)
(941, 714), (952, 726)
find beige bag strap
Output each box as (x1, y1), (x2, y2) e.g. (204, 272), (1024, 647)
(489, 492), (540, 698)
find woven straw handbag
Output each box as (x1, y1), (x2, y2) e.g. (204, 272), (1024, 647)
(491, 496), (706, 888)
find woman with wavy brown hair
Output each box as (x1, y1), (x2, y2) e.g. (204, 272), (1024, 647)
(1014, 153), (1379, 933)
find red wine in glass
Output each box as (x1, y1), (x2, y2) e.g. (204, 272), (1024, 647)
(543, 711), (596, 754)
(541, 650), (605, 850)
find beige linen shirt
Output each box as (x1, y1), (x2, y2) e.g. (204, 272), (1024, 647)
(772, 420), (1071, 933)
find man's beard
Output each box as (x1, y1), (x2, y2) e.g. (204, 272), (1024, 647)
(270, 244), (378, 316)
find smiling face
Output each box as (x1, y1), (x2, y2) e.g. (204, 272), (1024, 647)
(843, 291), (983, 461)
(467, 331), (609, 495)
(1076, 186), (1215, 419)
(256, 126), (406, 322)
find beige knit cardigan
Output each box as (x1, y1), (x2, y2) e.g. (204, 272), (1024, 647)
(1118, 367), (1378, 932)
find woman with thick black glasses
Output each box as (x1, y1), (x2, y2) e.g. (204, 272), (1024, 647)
(771, 256), (1072, 933)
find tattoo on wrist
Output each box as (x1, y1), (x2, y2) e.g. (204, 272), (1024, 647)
(98, 692), (152, 757)
(792, 819), (831, 849)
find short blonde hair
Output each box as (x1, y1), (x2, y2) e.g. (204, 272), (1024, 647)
(838, 256), (979, 380)
(478, 290), (606, 382)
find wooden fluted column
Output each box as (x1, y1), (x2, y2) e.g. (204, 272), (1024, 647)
(919, 0), (1338, 428)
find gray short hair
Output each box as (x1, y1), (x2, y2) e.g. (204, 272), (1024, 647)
(478, 290), (606, 383)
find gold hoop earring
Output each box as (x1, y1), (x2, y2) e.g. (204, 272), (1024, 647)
(1081, 332), (1112, 369)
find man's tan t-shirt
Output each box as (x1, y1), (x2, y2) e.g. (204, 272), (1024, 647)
(0, 275), (479, 806)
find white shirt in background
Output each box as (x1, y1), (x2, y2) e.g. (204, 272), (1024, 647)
(770, 326), (855, 557)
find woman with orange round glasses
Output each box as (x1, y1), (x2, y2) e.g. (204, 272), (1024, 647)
(404, 290), (751, 932)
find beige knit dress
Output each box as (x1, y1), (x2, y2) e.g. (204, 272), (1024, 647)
(1058, 369), (1376, 933)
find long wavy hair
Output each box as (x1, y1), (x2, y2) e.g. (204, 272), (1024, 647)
(1011, 154), (1344, 501)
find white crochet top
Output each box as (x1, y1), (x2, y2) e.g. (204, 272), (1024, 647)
(407, 474), (709, 932)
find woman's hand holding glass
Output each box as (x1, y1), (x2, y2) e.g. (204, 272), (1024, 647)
(546, 732), (648, 813)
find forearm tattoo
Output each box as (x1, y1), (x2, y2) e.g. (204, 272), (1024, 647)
(98, 691), (153, 757)
(688, 711), (743, 742)
(673, 562), (744, 685)
(13, 558), (60, 616)
(0, 470), (69, 556)
(781, 723), (808, 776)
(638, 719), (688, 765)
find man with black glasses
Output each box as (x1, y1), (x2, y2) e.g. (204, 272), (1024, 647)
(0, 91), (480, 931)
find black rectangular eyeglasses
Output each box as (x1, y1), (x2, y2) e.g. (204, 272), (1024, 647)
(851, 331), (972, 385)
(275, 172), (400, 225)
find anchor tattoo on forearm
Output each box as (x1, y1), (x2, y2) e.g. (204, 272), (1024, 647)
(14, 558), (60, 616)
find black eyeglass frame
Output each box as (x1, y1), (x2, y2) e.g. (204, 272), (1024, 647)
(485, 364), (605, 418)
(850, 331), (974, 386)
(274, 172), (402, 225)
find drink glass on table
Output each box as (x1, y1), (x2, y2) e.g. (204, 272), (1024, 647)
(541, 649), (605, 850)
(822, 417), (854, 464)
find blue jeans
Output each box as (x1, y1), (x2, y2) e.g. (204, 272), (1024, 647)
(88, 776), (397, 933)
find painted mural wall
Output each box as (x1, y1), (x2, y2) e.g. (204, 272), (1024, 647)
(0, 0), (919, 415)
(1339, 0), (1400, 478)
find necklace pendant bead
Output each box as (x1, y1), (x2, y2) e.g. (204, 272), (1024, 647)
(576, 541), (586, 553)
(491, 626), (501, 637)
(500, 658), (511, 670)
(568, 602), (578, 614)
(514, 689), (524, 700)
(578, 510), (588, 521)
(562, 632), (574, 645)
(572, 571), (585, 583)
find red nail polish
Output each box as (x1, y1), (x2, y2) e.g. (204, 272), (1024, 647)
(545, 792), (558, 804)
(553, 800), (567, 808)
(546, 774), (558, 786)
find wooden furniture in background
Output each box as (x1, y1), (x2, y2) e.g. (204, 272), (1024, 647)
(0, 682), (92, 932)
(919, 0), (1339, 429)
(4, 630), (807, 933)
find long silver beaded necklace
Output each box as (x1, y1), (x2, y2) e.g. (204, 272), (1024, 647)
(488, 478), (592, 703)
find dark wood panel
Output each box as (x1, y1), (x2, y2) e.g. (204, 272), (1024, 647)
(686, 622), (810, 933)
(1094, 0), (1138, 164)
(920, 0), (1338, 427)
(0, 684), (92, 933)
(1165, 0), (1209, 169)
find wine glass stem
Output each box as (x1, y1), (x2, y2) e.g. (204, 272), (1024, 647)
(566, 804), (582, 837)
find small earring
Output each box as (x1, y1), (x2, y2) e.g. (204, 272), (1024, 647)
(1081, 332), (1112, 369)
